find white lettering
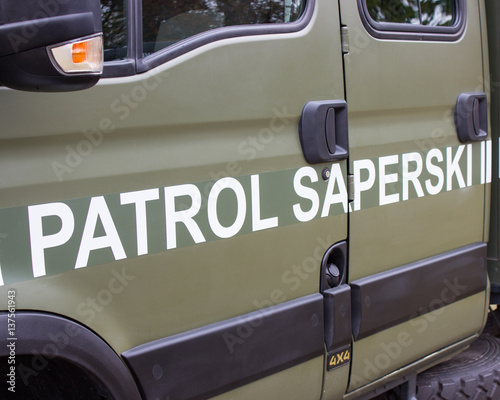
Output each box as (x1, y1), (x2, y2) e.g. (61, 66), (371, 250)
(481, 141), (486, 184)
(120, 189), (160, 256)
(28, 203), (75, 277)
(402, 152), (424, 201)
(467, 144), (473, 187)
(292, 167), (320, 222)
(446, 145), (466, 191)
(481, 140), (492, 184)
(75, 197), (126, 268)
(425, 148), (444, 195)
(353, 159), (376, 211)
(379, 155), (399, 206)
(486, 140), (492, 184)
(251, 175), (278, 231)
(321, 163), (348, 216)
(165, 184), (206, 249)
(208, 178), (246, 238)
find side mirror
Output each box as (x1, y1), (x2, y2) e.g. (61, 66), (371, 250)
(0, 0), (103, 92)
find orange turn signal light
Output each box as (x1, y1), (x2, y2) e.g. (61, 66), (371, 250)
(49, 34), (103, 75)
(72, 42), (88, 64)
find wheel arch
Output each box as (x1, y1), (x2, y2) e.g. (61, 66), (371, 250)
(0, 311), (142, 400)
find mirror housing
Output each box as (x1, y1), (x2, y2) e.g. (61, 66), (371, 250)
(0, 0), (103, 92)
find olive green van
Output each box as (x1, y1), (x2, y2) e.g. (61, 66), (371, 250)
(1, 0), (500, 399)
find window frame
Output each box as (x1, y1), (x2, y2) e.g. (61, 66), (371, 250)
(357, 0), (466, 41)
(103, 0), (315, 77)
(101, 0), (137, 78)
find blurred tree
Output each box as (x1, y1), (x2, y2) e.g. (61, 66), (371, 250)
(101, 0), (127, 52)
(143, 0), (207, 44)
(366, 0), (419, 24)
(420, 0), (453, 26)
(143, 0), (303, 43)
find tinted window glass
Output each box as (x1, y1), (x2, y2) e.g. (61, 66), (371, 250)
(367, 0), (455, 26)
(367, 0), (420, 24)
(420, 0), (454, 26)
(142, 0), (306, 57)
(101, 0), (128, 61)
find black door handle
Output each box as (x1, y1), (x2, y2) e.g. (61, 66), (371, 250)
(455, 92), (488, 143)
(299, 100), (349, 164)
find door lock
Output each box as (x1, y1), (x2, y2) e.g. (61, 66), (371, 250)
(325, 263), (341, 288)
(321, 241), (347, 291)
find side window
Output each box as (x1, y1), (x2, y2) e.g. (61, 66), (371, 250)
(366, 0), (455, 26)
(100, 0), (309, 73)
(142, 0), (306, 57)
(360, 0), (463, 40)
(367, 0), (421, 24)
(101, 0), (128, 62)
(420, 0), (455, 26)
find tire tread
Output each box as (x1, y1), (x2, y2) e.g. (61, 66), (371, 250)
(415, 334), (500, 400)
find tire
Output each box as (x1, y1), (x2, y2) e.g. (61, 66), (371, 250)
(415, 334), (500, 400)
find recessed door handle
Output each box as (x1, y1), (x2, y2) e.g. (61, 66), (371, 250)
(455, 92), (488, 143)
(299, 100), (349, 164)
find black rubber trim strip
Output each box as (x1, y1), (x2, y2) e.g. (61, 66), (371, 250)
(351, 242), (488, 341)
(102, 60), (136, 78)
(324, 284), (351, 351)
(122, 294), (324, 400)
(0, 311), (142, 400)
(135, 0), (315, 73)
(357, 0), (466, 42)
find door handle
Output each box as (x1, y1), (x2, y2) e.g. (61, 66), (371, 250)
(455, 92), (488, 143)
(299, 100), (349, 164)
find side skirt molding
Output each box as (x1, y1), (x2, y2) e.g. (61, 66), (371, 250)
(351, 242), (488, 340)
(122, 294), (324, 400)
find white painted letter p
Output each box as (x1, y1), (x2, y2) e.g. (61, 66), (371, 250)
(28, 203), (75, 278)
